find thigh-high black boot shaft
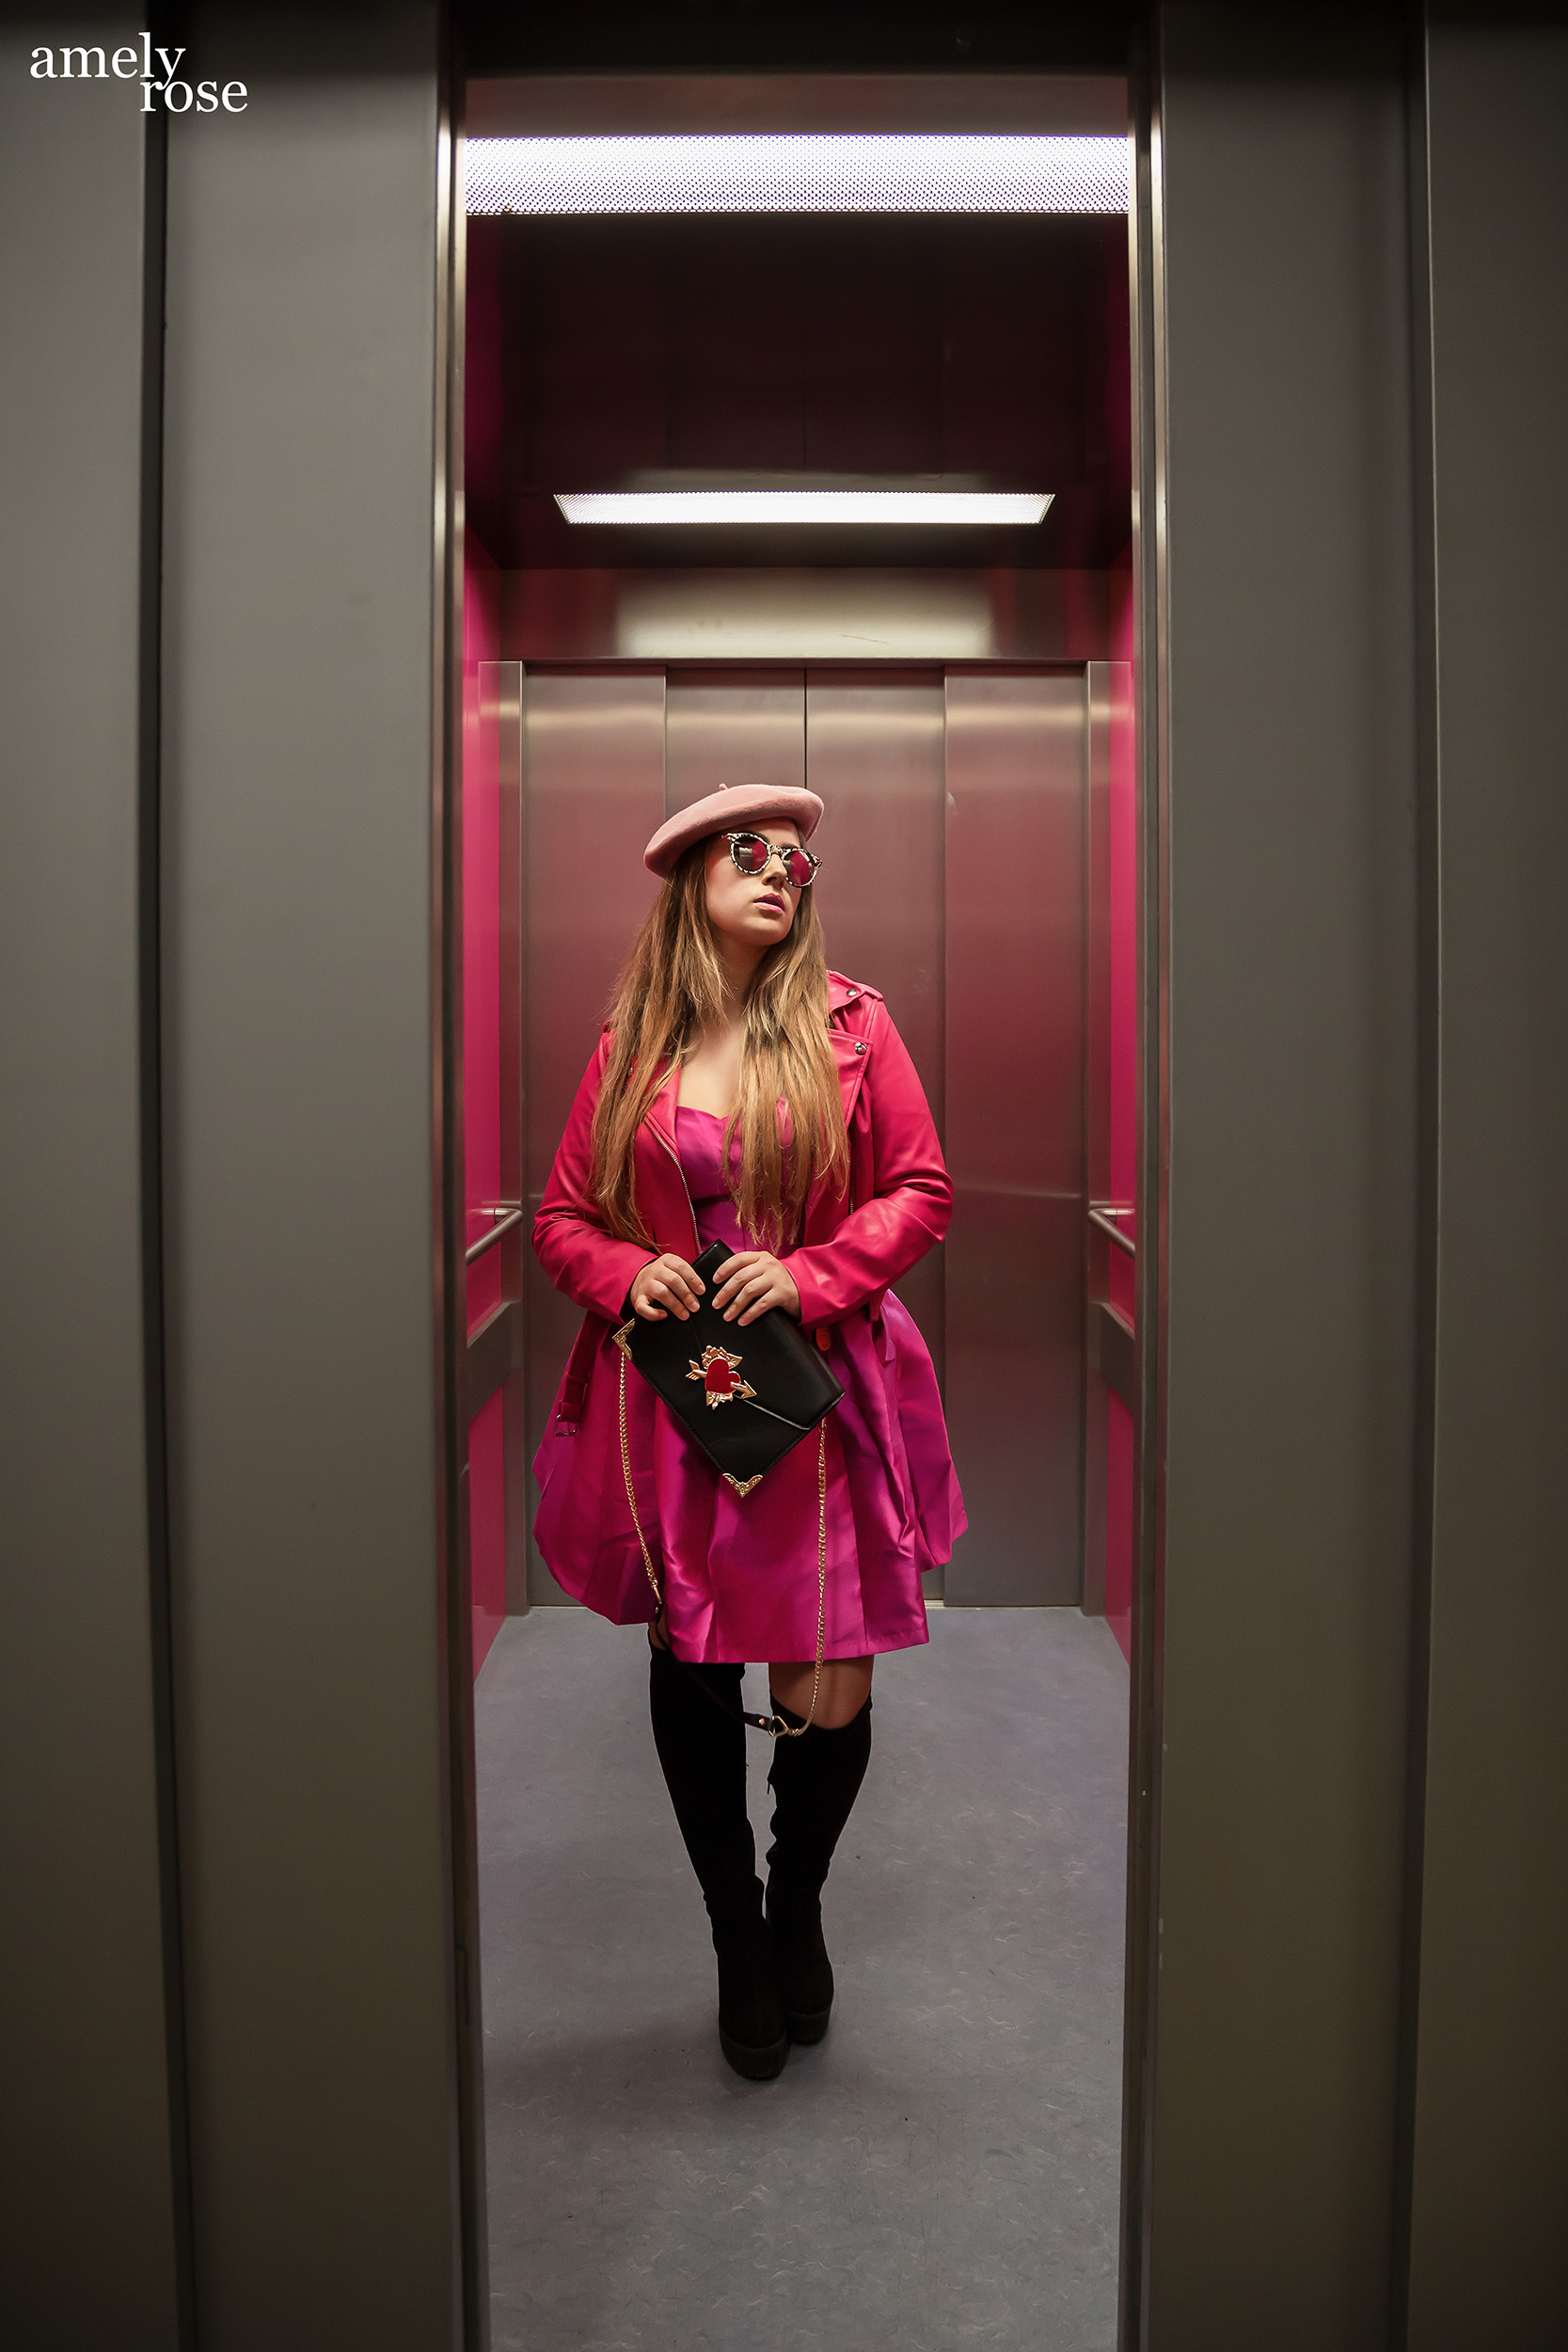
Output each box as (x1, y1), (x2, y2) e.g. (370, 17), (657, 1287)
(647, 1645), (787, 2080)
(765, 1693), (873, 2042)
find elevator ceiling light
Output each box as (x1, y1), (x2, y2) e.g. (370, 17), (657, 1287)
(467, 134), (1127, 217)
(554, 490), (1054, 528)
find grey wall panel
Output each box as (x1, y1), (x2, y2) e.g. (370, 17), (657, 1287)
(0, 30), (183, 2347)
(1406, 24), (1568, 2344)
(943, 672), (1085, 1607)
(1146, 13), (1420, 2344)
(159, 8), (463, 2343)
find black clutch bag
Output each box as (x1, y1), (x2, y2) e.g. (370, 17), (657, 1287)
(612, 1240), (844, 1497)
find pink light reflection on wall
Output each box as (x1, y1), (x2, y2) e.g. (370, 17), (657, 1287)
(467, 1388), (506, 1675)
(1104, 557), (1135, 1661)
(464, 536), (503, 1331)
(464, 528), (507, 1679)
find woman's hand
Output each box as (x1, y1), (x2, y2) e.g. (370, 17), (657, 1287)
(629, 1253), (705, 1322)
(711, 1250), (801, 1327)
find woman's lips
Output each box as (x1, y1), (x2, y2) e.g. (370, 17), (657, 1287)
(753, 894), (786, 914)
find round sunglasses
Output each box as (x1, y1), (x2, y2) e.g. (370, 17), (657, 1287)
(724, 830), (820, 890)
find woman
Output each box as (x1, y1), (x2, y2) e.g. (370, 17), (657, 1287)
(532, 780), (964, 2081)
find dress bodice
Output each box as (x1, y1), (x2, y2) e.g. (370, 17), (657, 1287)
(674, 1105), (746, 1254)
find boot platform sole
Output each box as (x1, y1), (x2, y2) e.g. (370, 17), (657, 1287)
(785, 2005), (832, 2044)
(720, 2026), (789, 2081)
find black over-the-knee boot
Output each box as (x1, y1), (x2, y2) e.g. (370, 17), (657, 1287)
(647, 1644), (788, 2081)
(764, 1693), (873, 2042)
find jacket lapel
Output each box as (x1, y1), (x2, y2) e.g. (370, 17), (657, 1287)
(642, 1059), (682, 1157)
(638, 1062), (699, 1253)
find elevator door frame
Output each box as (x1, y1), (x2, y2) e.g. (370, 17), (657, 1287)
(441, 84), (1165, 2352)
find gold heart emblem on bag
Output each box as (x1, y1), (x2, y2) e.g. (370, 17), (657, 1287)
(687, 1343), (755, 1409)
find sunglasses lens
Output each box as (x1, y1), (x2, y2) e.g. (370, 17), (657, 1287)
(732, 834), (813, 885)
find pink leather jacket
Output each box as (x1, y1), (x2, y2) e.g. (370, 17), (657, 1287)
(533, 973), (950, 1413)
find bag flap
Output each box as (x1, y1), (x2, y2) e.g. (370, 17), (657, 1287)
(621, 1238), (844, 1481)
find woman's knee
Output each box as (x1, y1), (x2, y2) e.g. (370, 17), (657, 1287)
(769, 1654), (873, 1730)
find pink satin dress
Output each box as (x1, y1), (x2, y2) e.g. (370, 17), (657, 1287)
(636, 1106), (964, 1665)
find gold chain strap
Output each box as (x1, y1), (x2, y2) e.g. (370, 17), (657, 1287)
(613, 1320), (827, 1738)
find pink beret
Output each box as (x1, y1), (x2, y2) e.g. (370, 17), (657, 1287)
(643, 781), (825, 878)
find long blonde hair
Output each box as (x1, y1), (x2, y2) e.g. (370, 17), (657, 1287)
(590, 840), (849, 1250)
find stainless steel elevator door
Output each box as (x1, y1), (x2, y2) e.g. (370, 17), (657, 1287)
(806, 670), (948, 1391)
(665, 668), (805, 810)
(516, 663), (1085, 1609)
(942, 673), (1085, 1605)
(522, 669), (665, 1602)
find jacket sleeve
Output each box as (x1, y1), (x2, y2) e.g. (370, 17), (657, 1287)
(786, 1011), (952, 1326)
(532, 1036), (657, 1323)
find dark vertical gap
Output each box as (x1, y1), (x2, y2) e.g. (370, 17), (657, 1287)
(1388, 7), (1443, 2343)
(1117, 11), (1165, 2348)
(135, 76), (198, 2352)
(440, 21), (494, 2349)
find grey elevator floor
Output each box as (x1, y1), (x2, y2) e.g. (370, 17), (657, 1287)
(476, 1606), (1129, 2352)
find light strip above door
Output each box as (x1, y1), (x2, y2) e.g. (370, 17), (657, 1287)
(466, 134), (1128, 216)
(554, 490), (1053, 528)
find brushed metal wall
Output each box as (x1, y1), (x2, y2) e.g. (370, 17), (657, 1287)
(807, 670), (948, 1401)
(665, 666), (806, 810)
(519, 662), (1085, 1611)
(943, 673), (1086, 1606)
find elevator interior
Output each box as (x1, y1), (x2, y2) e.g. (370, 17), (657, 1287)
(458, 81), (1138, 1679)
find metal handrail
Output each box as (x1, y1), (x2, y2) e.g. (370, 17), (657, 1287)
(465, 1205), (525, 1265)
(1088, 1203), (1136, 1260)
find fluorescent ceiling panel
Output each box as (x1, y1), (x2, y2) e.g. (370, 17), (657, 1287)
(467, 134), (1127, 216)
(554, 490), (1053, 527)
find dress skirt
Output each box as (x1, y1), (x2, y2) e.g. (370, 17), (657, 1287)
(531, 1107), (966, 1664)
